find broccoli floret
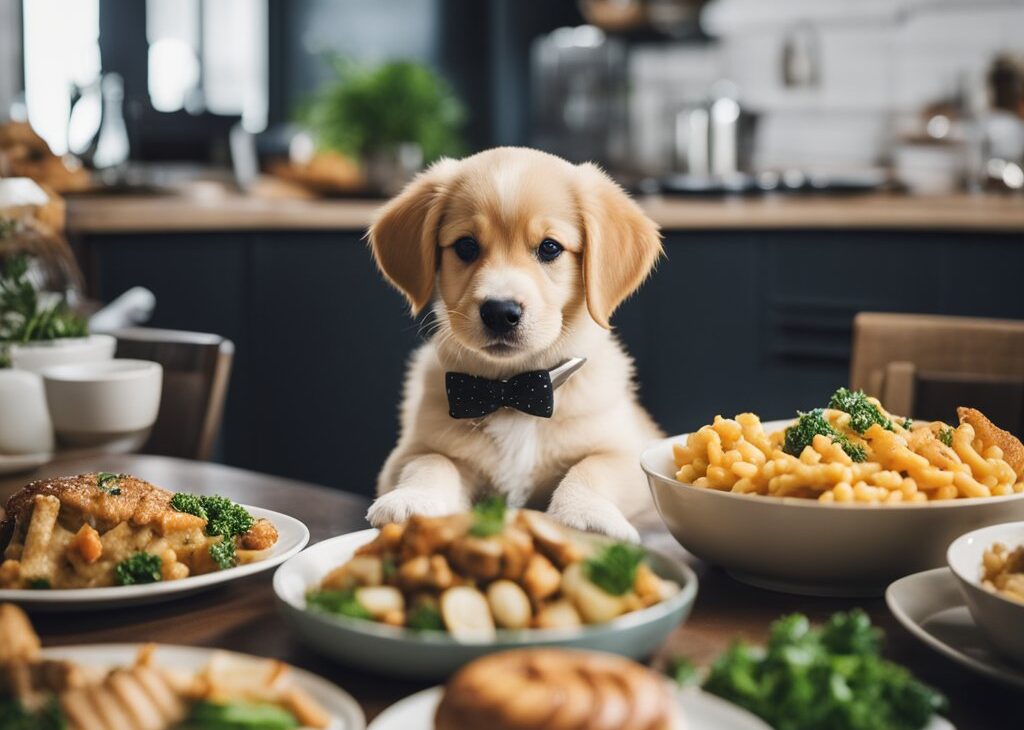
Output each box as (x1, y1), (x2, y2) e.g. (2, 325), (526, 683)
(170, 492), (208, 521)
(181, 700), (297, 730)
(938, 427), (954, 447)
(0, 698), (65, 730)
(305, 588), (372, 620)
(784, 409), (867, 463)
(829, 388), (894, 434)
(170, 493), (254, 538)
(114, 553), (162, 586)
(209, 539), (237, 571)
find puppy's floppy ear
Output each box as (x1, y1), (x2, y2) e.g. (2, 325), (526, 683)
(367, 158), (459, 315)
(575, 162), (663, 328)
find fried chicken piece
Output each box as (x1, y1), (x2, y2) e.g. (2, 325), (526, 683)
(958, 407), (1024, 479)
(239, 518), (279, 551)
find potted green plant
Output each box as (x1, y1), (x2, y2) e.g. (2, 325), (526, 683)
(300, 58), (465, 195)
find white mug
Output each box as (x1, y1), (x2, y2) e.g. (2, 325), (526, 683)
(0, 369), (55, 455)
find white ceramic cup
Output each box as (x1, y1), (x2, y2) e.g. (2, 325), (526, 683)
(0, 369), (55, 454)
(41, 359), (162, 448)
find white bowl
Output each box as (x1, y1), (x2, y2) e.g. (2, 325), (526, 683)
(642, 420), (1024, 596)
(41, 359), (162, 448)
(0, 369), (54, 455)
(9, 333), (116, 373)
(947, 522), (1024, 667)
(274, 529), (698, 680)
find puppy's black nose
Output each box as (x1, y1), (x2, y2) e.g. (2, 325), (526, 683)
(480, 299), (522, 335)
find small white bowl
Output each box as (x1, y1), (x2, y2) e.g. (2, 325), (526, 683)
(9, 334), (116, 373)
(947, 522), (1024, 667)
(41, 359), (162, 448)
(642, 421), (1024, 596)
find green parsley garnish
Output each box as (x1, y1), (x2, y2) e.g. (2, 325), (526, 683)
(583, 543), (646, 596)
(27, 578), (51, 590)
(114, 553), (163, 586)
(305, 588), (372, 620)
(406, 603), (445, 632)
(468, 494), (507, 537)
(95, 472), (126, 496)
(938, 427), (954, 447)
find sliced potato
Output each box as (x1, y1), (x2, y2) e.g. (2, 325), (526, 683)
(533, 599), (582, 630)
(440, 586), (496, 641)
(521, 553), (561, 601)
(561, 562), (626, 624)
(516, 510), (583, 567)
(486, 580), (532, 629)
(355, 586), (405, 618)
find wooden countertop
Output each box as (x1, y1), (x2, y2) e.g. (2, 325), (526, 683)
(64, 190), (1024, 234)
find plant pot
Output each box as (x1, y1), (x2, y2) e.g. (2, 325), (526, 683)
(8, 334), (116, 373)
(363, 143), (424, 196)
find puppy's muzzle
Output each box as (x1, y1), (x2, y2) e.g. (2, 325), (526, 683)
(479, 299), (523, 336)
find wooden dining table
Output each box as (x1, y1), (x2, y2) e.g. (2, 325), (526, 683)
(0, 454), (1015, 728)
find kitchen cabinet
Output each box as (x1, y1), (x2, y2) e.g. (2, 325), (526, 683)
(83, 228), (1024, 496)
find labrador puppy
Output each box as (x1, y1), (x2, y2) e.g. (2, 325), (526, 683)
(366, 147), (663, 541)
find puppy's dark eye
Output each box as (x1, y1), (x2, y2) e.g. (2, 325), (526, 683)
(537, 239), (563, 263)
(453, 237), (480, 263)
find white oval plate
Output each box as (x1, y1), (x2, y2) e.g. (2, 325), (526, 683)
(41, 643), (364, 730)
(275, 529), (698, 680)
(368, 685), (771, 730)
(887, 566), (1024, 690)
(0, 505), (309, 611)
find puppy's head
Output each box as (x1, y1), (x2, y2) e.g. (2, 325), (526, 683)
(368, 147), (661, 364)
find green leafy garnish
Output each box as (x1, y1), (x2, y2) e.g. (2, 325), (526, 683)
(784, 409), (867, 463)
(902, 418), (913, 430)
(666, 656), (699, 686)
(828, 388), (894, 434)
(170, 492), (208, 521)
(469, 494), (507, 537)
(0, 254), (88, 350)
(95, 472), (125, 496)
(583, 543), (646, 596)
(0, 697), (66, 730)
(938, 427), (954, 447)
(699, 611), (947, 730)
(209, 539), (237, 571)
(305, 588), (372, 620)
(27, 578), (51, 590)
(179, 700), (297, 730)
(114, 553), (162, 586)
(406, 603), (445, 632)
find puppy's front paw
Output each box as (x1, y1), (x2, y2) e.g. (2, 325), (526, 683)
(366, 489), (463, 526)
(547, 492), (641, 543)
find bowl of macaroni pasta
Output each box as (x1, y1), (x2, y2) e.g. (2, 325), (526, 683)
(641, 390), (1024, 596)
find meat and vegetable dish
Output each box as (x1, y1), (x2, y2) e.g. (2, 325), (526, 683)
(981, 541), (1024, 604)
(0, 602), (329, 730)
(0, 473), (278, 590)
(305, 498), (680, 639)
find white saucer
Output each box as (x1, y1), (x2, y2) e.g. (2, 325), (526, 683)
(42, 643), (365, 729)
(886, 567), (1024, 690)
(368, 685), (773, 730)
(0, 450), (52, 476)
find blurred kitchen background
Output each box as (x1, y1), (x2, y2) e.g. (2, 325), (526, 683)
(1, 0), (1022, 495)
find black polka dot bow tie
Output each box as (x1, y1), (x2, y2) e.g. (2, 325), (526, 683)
(445, 357), (586, 420)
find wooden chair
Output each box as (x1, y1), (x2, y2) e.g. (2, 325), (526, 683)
(113, 328), (234, 460)
(850, 313), (1024, 435)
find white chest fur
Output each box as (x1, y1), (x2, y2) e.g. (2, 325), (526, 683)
(481, 410), (539, 506)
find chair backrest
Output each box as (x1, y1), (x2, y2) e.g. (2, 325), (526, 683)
(113, 328), (234, 460)
(851, 313), (1024, 435)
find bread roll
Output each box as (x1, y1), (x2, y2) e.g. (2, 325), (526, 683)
(434, 648), (683, 730)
